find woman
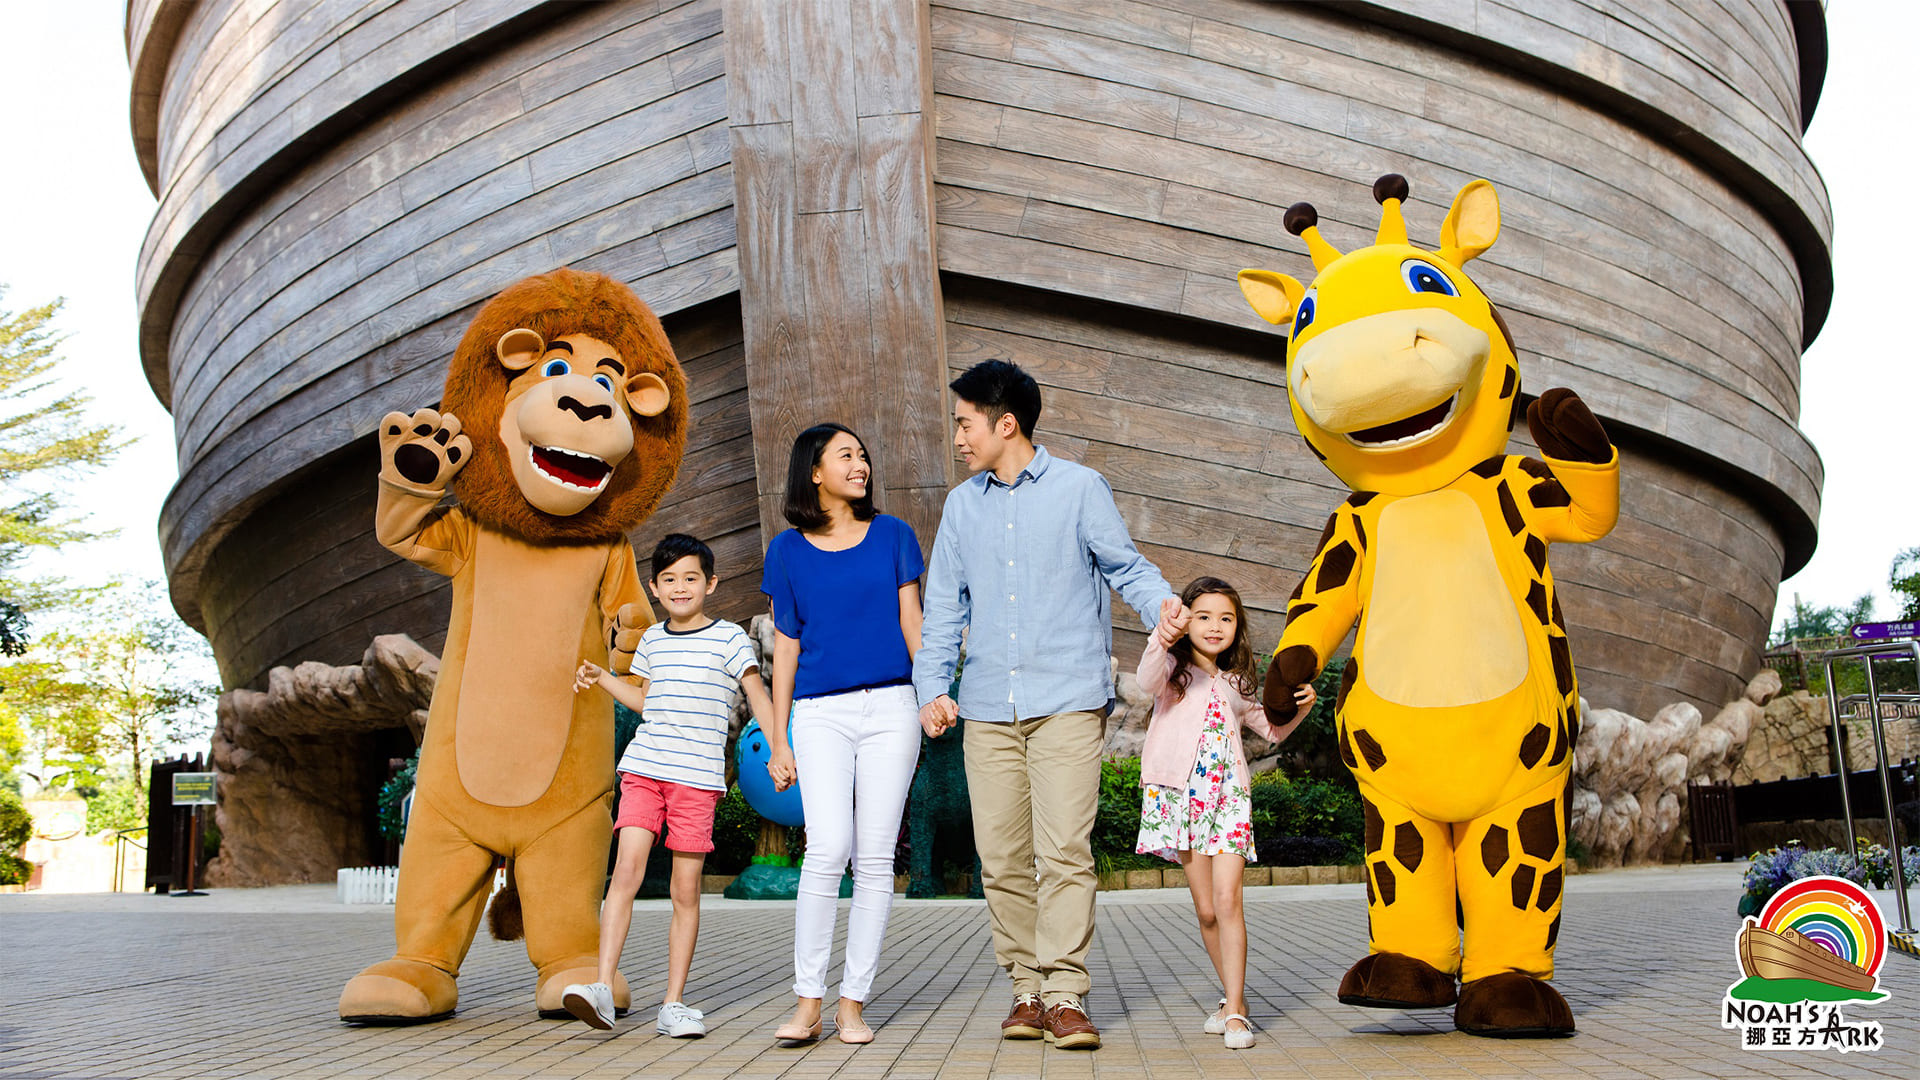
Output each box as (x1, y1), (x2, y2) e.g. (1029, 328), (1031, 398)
(761, 422), (925, 1046)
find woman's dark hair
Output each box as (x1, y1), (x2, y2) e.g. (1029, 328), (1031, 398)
(783, 422), (877, 530)
(650, 533), (714, 579)
(1168, 576), (1258, 699)
(949, 359), (1041, 440)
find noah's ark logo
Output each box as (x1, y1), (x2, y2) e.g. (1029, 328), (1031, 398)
(1721, 875), (1889, 1053)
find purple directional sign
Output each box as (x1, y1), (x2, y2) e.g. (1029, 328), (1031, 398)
(1849, 621), (1919, 641)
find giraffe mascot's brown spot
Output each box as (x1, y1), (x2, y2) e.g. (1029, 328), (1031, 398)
(338, 269), (687, 1024)
(1239, 176), (1618, 1038)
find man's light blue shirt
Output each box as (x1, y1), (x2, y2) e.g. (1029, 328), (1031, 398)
(913, 445), (1174, 723)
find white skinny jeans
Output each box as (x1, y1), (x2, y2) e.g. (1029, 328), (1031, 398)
(790, 684), (920, 1000)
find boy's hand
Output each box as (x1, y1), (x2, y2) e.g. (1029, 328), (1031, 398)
(1156, 597), (1190, 647)
(575, 660), (606, 694)
(767, 745), (797, 791)
(919, 695), (958, 737)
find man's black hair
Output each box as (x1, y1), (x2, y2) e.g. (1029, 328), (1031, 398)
(651, 533), (715, 578)
(949, 359), (1041, 439)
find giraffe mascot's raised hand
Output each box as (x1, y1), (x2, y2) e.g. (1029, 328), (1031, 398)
(339, 269), (687, 1024)
(1239, 175), (1617, 1038)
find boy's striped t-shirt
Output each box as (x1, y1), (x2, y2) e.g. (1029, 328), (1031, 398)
(616, 619), (756, 792)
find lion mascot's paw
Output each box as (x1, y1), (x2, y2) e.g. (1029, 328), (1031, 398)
(379, 407), (472, 491)
(1336, 951), (1458, 1010)
(338, 958), (460, 1025)
(534, 960), (631, 1020)
(1454, 972), (1575, 1038)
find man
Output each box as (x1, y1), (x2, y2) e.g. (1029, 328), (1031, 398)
(915, 359), (1177, 1050)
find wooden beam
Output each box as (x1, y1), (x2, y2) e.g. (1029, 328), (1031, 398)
(727, 0), (952, 554)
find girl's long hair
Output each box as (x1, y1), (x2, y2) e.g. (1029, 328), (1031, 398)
(1168, 576), (1258, 700)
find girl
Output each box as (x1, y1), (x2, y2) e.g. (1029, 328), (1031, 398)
(761, 423), (925, 1046)
(1136, 576), (1314, 1049)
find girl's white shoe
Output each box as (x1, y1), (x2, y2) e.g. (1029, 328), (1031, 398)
(1203, 999), (1228, 1034)
(1222, 1014), (1254, 1050)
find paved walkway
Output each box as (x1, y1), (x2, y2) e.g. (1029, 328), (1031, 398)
(3, 864), (1915, 1078)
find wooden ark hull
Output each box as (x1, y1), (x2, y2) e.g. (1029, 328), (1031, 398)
(1738, 924), (1876, 992)
(131, 0), (1831, 729)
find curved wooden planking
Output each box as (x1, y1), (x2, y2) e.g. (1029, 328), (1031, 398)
(196, 297), (756, 688)
(946, 278), (1784, 720)
(926, 0), (1824, 573)
(147, 1), (737, 631)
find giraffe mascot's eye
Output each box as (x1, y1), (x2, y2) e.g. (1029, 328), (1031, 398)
(1401, 258), (1458, 296)
(542, 357), (572, 377)
(1294, 289), (1318, 336)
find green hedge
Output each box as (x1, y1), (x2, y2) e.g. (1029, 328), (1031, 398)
(0, 788), (32, 886)
(1092, 757), (1365, 872)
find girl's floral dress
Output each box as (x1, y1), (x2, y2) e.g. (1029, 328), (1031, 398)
(1136, 682), (1256, 863)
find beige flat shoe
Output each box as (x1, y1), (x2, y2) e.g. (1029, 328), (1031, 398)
(836, 1020), (874, 1045)
(774, 1018), (822, 1045)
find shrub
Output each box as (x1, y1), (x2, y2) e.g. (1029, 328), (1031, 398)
(1248, 772), (1364, 864)
(709, 786), (760, 874)
(1733, 841), (1920, 917)
(1092, 757), (1162, 872)
(85, 783), (146, 835)
(0, 788), (32, 885)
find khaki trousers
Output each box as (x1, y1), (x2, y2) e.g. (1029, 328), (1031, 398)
(963, 709), (1103, 1002)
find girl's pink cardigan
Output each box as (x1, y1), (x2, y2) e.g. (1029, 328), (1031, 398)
(1135, 632), (1308, 788)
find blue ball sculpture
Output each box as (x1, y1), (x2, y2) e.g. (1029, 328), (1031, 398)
(736, 717), (804, 827)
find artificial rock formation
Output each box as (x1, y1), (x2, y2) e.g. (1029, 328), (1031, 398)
(1570, 670), (1780, 867)
(206, 635), (437, 887)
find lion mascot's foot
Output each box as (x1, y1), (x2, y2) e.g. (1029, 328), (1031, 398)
(1337, 952), (1458, 1009)
(1454, 972), (1575, 1038)
(535, 959), (630, 1019)
(339, 958), (459, 1024)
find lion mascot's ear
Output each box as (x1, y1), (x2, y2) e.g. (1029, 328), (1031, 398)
(497, 328), (546, 371)
(625, 372), (672, 417)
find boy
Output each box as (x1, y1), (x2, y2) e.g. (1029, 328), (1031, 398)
(562, 533), (775, 1036)
(914, 359), (1177, 1050)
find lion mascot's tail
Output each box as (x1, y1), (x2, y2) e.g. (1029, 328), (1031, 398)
(487, 859), (524, 941)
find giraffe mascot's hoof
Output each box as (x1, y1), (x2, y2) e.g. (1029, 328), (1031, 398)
(1239, 175), (1616, 1039)
(338, 270), (688, 1023)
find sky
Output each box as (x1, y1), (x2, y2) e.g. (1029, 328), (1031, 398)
(0, 2), (1914, 653)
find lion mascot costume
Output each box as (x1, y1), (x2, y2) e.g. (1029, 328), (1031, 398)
(339, 269), (688, 1023)
(1239, 176), (1618, 1037)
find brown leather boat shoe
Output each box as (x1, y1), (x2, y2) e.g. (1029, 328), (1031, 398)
(1001, 993), (1044, 1039)
(1042, 998), (1101, 1050)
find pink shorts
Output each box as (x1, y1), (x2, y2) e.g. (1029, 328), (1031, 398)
(616, 772), (723, 852)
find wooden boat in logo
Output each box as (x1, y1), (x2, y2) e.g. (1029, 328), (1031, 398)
(1738, 923), (1876, 992)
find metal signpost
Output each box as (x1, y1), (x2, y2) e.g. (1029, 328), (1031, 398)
(1821, 632), (1918, 957)
(170, 772), (216, 897)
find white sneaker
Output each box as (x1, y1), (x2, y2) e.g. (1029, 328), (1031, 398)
(657, 1000), (707, 1038)
(1223, 1014), (1255, 1050)
(562, 982), (616, 1030)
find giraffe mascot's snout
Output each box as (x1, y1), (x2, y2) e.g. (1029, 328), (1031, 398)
(1240, 175), (1618, 1038)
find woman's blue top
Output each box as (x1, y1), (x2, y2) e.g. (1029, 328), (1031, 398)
(761, 513), (925, 700)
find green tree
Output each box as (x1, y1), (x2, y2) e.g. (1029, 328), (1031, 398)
(1890, 547), (1920, 622)
(2, 582), (215, 794)
(1772, 592), (1875, 646)
(0, 288), (124, 655)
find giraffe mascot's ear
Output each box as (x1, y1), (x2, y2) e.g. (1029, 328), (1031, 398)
(1439, 180), (1500, 265)
(1237, 269), (1306, 326)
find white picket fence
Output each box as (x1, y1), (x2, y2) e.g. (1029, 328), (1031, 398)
(336, 865), (509, 904)
(337, 866), (399, 904)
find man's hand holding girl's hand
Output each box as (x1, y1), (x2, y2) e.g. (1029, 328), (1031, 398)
(1156, 596), (1191, 647)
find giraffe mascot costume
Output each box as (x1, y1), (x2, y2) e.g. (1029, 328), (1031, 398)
(1239, 175), (1617, 1037)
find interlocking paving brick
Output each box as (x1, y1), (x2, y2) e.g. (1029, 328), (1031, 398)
(2, 865), (1915, 1077)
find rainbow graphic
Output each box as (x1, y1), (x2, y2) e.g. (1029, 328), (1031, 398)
(1757, 877), (1887, 979)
